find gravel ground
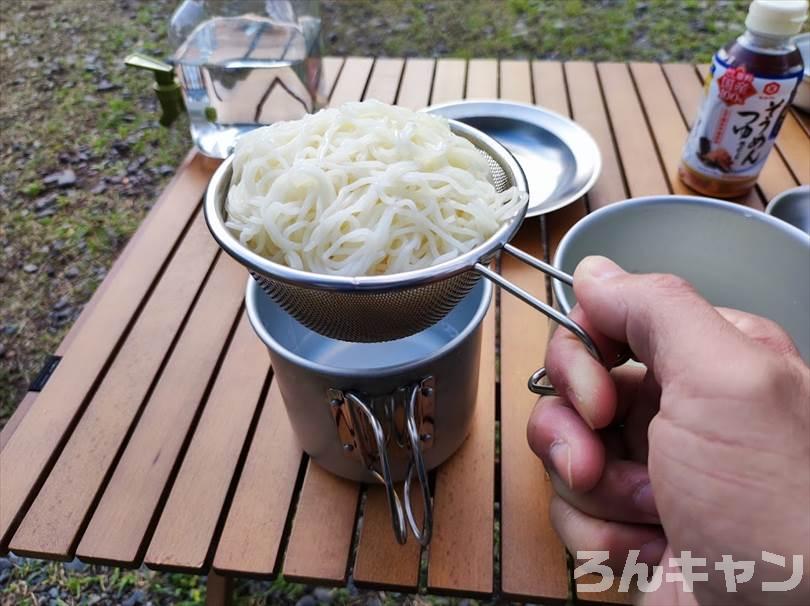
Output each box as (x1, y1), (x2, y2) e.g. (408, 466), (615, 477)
(0, 0), (763, 604)
(1, 554), (468, 606)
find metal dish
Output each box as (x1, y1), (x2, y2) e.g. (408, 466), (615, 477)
(425, 100), (601, 216)
(552, 195), (810, 363)
(766, 185), (810, 235)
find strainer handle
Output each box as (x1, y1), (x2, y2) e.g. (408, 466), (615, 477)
(474, 254), (602, 397)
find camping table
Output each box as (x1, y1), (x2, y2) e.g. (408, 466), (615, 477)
(1, 58), (807, 605)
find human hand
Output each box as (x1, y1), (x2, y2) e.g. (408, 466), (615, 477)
(527, 256), (810, 606)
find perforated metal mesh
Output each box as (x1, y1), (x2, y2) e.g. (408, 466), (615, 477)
(250, 133), (517, 343)
(255, 270), (482, 342)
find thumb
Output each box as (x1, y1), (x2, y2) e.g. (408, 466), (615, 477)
(572, 256), (758, 389)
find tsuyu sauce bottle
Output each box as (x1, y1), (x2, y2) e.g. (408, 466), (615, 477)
(679, 0), (808, 199)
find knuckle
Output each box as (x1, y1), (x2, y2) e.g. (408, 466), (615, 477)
(755, 319), (799, 355)
(645, 272), (695, 296)
(743, 354), (798, 400)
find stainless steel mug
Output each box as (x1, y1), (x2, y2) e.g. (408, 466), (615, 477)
(245, 277), (493, 545)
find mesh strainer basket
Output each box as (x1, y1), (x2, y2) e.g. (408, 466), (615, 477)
(204, 121), (603, 391)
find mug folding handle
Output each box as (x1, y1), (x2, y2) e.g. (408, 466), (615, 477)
(337, 382), (433, 546)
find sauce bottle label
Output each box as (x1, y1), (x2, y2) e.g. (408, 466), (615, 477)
(682, 55), (802, 180)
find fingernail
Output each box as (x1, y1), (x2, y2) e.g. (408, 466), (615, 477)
(549, 440), (573, 490)
(578, 256), (623, 281)
(639, 537), (667, 564)
(633, 482), (659, 518)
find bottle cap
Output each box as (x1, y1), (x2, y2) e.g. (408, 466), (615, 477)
(746, 0), (809, 37)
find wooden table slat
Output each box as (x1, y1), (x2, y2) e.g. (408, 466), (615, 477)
(282, 463), (359, 584)
(773, 112), (810, 185)
(466, 59), (498, 100)
(629, 62), (698, 199)
(542, 62), (588, 263)
(364, 57), (405, 105)
(321, 56), (345, 98)
(499, 225), (569, 603)
(0, 393), (37, 455)
(532, 60), (569, 117)
(396, 58), (435, 110)
(661, 63), (704, 130)
(212, 381), (303, 577)
(758, 137), (804, 201)
(0, 153), (213, 548)
(352, 486), (423, 590)
(328, 56), (374, 108)
(792, 108), (810, 137)
(427, 305), (495, 595)
(500, 58), (580, 603)
(75, 256), (247, 566)
(144, 313), (270, 572)
(8, 211), (220, 559)
(563, 62), (627, 209)
(597, 62), (671, 199)
(431, 59), (467, 105)
(500, 59), (532, 104)
(428, 66), (498, 593)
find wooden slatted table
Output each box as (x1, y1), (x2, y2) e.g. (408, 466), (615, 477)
(1, 58), (807, 605)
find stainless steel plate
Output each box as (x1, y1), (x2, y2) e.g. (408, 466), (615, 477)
(766, 185), (810, 235)
(426, 100), (601, 217)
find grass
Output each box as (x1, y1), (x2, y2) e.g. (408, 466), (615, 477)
(1, 558), (205, 605)
(324, 0), (751, 61)
(0, 0), (780, 604)
(0, 0), (192, 425)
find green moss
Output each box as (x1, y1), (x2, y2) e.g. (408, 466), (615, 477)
(22, 182), (44, 197)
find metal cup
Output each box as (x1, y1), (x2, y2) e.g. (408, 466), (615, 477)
(245, 277), (493, 545)
(553, 195), (810, 363)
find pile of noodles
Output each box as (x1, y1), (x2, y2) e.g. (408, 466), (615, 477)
(225, 100), (525, 276)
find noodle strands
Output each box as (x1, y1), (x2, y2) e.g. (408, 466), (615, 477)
(226, 100), (525, 276)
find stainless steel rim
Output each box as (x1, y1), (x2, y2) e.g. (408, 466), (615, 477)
(244, 277), (494, 379)
(552, 194), (810, 315)
(424, 99), (602, 217)
(204, 120), (529, 292)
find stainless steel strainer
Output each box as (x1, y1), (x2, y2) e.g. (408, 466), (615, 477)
(204, 120), (602, 390)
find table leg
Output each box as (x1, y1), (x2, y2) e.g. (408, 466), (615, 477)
(205, 570), (233, 606)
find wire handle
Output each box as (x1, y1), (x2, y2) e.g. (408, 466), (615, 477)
(403, 384), (432, 545)
(342, 383), (433, 545)
(344, 392), (408, 544)
(474, 244), (603, 397)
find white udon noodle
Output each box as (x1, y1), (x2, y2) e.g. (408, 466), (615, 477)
(225, 100), (526, 276)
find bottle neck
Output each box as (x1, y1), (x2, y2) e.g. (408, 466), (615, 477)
(738, 29), (796, 53)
